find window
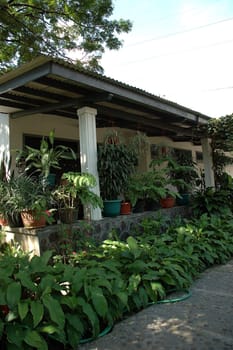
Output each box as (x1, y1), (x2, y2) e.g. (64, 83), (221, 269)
(196, 151), (203, 162)
(23, 134), (80, 183)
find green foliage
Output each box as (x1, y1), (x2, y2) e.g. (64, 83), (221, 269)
(1, 210), (233, 349)
(125, 156), (191, 208)
(0, 177), (10, 221)
(17, 130), (76, 179)
(7, 174), (53, 222)
(200, 113), (233, 184)
(126, 170), (167, 206)
(97, 143), (137, 199)
(53, 222), (97, 264)
(150, 156), (199, 195)
(191, 187), (232, 217)
(0, 0), (132, 73)
(0, 154), (14, 222)
(0, 173), (54, 226)
(207, 114), (233, 152)
(129, 131), (150, 157)
(52, 172), (103, 209)
(165, 155), (200, 193)
(0, 251), (127, 349)
(212, 150), (233, 186)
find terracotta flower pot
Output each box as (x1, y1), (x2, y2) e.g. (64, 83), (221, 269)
(160, 197), (176, 208)
(20, 210), (46, 228)
(0, 215), (8, 226)
(120, 201), (131, 215)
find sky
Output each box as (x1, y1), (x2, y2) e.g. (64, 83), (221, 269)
(100, 0), (233, 118)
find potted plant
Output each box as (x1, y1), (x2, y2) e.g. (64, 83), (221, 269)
(166, 155), (199, 206)
(120, 201), (132, 215)
(0, 179), (10, 226)
(0, 154), (23, 227)
(148, 158), (180, 209)
(0, 179), (24, 227)
(0, 152), (9, 225)
(97, 132), (137, 217)
(159, 187), (178, 208)
(52, 172), (103, 223)
(119, 132), (150, 215)
(126, 169), (168, 212)
(8, 174), (53, 228)
(129, 131), (150, 158)
(17, 129), (77, 187)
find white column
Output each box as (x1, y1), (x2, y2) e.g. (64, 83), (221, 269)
(0, 113), (10, 178)
(77, 107), (102, 220)
(201, 137), (215, 188)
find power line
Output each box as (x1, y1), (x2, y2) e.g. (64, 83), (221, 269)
(204, 86), (233, 92)
(117, 37), (233, 66)
(125, 16), (233, 48)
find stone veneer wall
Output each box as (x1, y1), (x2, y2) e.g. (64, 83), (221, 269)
(2, 206), (191, 256)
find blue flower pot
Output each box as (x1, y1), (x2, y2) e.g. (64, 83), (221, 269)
(103, 199), (121, 217)
(177, 193), (190, 206)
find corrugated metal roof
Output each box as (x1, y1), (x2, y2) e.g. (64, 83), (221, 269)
(0, 55), (210, 120)
(0, 55), (210, 140)
(46, 55), (211, 120)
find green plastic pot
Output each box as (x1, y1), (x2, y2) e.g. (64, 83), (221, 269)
(103, 199), (121, 217)
(176, 193), (190, 206)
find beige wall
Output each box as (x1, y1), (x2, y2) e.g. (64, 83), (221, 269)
(147, 136), (204, 169)
(6, 113), (233, 188)
(10, 114), (79, 169)
(10, 114), (79, 149)
(9, 114), (204, 173)
(225, 164), (233, 177)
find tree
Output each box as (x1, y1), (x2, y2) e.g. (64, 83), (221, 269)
(0, 0), (132, 73)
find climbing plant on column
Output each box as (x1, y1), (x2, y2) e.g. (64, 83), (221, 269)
(198, 113), (233, 186)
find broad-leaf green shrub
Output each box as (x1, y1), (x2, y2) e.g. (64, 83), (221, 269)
(191, 187), (232, 217)
(188, 214), (233, 265)
(99, 237), (167, 311)
(0, 251), (127, 349)
(1, 213), (233, 349)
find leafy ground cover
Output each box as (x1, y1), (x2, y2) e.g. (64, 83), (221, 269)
(0, 212), (233, 349)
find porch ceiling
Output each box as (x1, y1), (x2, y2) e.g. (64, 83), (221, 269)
(0, 56), (210, 141)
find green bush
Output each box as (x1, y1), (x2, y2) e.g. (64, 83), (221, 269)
(191, 187), (232, 217)
(0, 251), (127, 349)
(1, 213), (233, 349)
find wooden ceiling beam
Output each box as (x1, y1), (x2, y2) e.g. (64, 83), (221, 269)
(10, 93), (113, 119)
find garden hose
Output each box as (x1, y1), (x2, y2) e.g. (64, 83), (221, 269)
(146, 289), (192, 307)
(79, 289), (192, 344)
(156, 289), (192, 304)
(79, 324), (113, 344)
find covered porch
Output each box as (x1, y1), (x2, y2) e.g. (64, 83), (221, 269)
(0, 56), (214, 221)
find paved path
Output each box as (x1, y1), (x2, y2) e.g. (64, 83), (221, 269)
(79, 259), (233, 350)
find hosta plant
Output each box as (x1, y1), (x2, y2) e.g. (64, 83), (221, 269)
(0, 251), (127, 349)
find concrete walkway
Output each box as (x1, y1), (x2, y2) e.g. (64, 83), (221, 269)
(79, 259), (233, 350)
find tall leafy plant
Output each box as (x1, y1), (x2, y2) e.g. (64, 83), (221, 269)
(17, 130), (76, 179)
(191, 187), (232, 217)
(52, 172), (103, 209)
(97, 143), (137, 200)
